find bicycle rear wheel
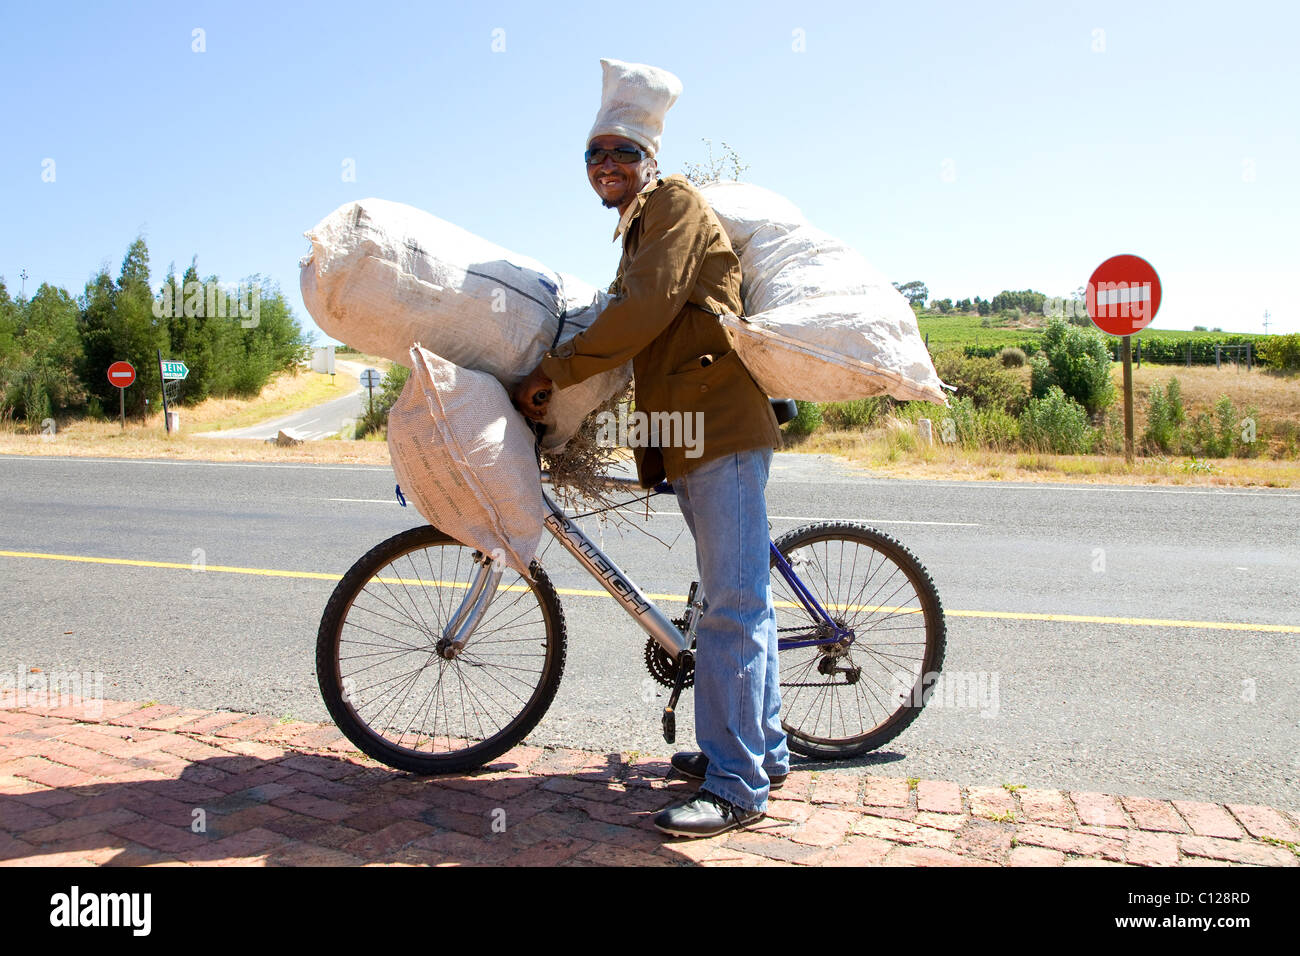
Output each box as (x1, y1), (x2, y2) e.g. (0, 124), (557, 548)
(316, 525), (566, 774)
(770, 521), (945, 759)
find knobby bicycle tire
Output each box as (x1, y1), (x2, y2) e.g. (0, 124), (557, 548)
(317, 524), (567, 774)
(770, 521), (946, 759)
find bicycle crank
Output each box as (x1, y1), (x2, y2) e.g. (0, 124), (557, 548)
(644, 620), (695, 689)
(661, 648), (694, 745)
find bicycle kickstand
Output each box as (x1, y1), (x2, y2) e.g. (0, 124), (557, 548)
(661, 648), (694, 744)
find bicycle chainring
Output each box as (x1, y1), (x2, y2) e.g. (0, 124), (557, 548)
(644, 618), (695, 688)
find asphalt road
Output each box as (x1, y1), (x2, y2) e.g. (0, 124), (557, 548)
(2, 453), (1297, 812)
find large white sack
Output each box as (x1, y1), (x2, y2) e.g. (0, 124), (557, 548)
(300, 198), (630, 451)
(698, 181), (948, 405)
(387, 344), (544, 578)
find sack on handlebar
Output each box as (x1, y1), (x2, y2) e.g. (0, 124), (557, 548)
(387, 344), (544, 579)
(699, 181), (949, 406)
(299, 197), (631, 452)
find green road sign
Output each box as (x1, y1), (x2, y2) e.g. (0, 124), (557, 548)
(161, 360), (189, 380)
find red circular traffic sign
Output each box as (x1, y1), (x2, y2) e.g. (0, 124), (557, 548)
(107, 361), (136, 388)
(1086, 254), (1161, 336)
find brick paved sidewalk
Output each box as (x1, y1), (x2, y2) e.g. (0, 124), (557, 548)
(2, 694), (1297, 867)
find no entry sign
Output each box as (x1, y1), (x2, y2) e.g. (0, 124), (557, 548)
(107, 361), (136, 388)
(1086, 254), (1162, 336)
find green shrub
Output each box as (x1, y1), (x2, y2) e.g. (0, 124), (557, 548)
(783, 400), (823, 436)
(932, 352), (1028, 415)
(1257, 332), (1300, 371)
(926, 396), (1019, 451)
(1018, 386), (1095, 454)
(1032, 317), (1115, 416)
(999, 347), (1026, 368)
(1142, 376), (1186, 453)
(354, 364), (411, 439)
(820, 397), (888, 430)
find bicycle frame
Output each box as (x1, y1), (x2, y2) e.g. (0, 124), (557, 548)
(443, 471), (849, 661)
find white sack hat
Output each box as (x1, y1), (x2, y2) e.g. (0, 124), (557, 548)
(587, 58), (683, 157)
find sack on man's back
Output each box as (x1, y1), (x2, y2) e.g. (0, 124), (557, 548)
(699, 181), (948, 406)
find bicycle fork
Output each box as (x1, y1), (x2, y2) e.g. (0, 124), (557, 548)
(436, 551), (503, 660)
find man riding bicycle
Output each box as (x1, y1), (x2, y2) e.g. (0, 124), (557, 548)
(513, 58), (786, 838)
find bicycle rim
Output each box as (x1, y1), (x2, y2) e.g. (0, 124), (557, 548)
(771, 522), (945, 757)
(317, 527), (564, 773)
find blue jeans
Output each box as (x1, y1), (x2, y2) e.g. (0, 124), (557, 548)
(673, 447), (788, 812)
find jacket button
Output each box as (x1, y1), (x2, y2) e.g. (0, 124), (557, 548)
(699, 384), (709, 392)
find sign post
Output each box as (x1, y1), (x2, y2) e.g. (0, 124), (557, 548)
(158, 356), (190, 434)
(107, 361), (136, 430)
(360, 368), (382, 416)
(1086, 255), (1162, 463)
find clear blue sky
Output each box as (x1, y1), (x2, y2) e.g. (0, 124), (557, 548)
(2, 0), (1297, 340)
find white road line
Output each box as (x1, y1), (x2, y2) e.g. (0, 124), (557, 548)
(906, 481), (1299, 498)
(323, 497), (981, 526)
(0, 456), (391, 472)
(3, 456), (1297, 498)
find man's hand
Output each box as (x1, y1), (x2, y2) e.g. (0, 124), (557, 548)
(512, 365), (554, 422)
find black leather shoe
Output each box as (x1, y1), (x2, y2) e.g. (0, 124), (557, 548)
(670, 751), (787, 789)
(654, 789), (764, 838)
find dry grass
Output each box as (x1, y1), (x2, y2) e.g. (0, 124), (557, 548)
(787, 365), (1300, 487)
(0, 363), (376, 463)
(1123, 364), (1296, 422)
(6, 357), (1295, 488)
(0, 418), (395, 464)
(793, 429), (1300, 487)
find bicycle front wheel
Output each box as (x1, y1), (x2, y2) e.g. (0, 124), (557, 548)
(771, 521), (945, 759)
(316, 525), (566, 774)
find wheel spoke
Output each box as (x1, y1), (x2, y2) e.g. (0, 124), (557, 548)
(319, 530), (564, 774)
(774, 524), (944, 753)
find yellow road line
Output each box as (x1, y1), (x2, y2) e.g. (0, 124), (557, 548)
(3, 549), (1297, 633)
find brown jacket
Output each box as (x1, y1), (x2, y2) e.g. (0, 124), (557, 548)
(540, 174), (781, 486)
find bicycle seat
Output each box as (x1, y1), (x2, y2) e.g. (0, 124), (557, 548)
(771, 399), (798, 426)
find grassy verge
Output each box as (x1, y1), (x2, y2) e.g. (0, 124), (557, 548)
(789, 428), (1298, 486)
(0, 363), (382, 463)
(187, 367), (361, 433)
(0, 418), (395, 464)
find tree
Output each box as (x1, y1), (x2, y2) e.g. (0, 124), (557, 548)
(77, 268), (119, 410)
(6, 283), (86, 424)
(112, 238), (167, 416)
(892, 280), (928, 308)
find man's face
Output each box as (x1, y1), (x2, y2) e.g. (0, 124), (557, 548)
(586, 134), (656, 210)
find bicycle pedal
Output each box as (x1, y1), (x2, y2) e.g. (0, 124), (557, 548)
(660, 648), (692, 745)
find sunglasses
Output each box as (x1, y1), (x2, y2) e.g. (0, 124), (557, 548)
(584, 145), (647, 165)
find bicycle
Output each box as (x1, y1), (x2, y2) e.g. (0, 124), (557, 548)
(316, 402), (946, 775)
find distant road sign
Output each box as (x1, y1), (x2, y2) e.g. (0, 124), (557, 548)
(161, 360), (189, 380)
(1087, 254), (1162, 336)
(107, 361), (136, 388)
(360, 368), (382, 388)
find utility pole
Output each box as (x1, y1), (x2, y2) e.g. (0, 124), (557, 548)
(1263, 309), (1270, 334)
(19, 269), (28, 298)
